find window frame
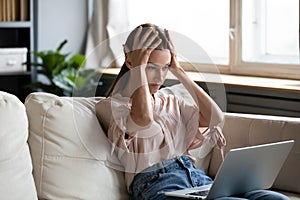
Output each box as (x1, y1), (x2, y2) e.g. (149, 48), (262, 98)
(231, 0), (300, 80)
(182, 0), (300, 80)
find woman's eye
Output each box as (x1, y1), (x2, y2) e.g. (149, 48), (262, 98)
(147, 65), (156, 70)
(146, 64), (169, 71)
(162, 66), (169, 71)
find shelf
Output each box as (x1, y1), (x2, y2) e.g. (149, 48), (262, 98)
(0, 0), (34, 101)
(0, 74), (32, 102)
(0, 71), (31, 76)
(0, 21), (32, 28)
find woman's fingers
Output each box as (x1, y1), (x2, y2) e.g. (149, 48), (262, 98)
(149, 38), (162, 51)
(138, 27), (154, 48)
(144, 31), (159, 49)
(164, 29), (180, 70)
(132, 27), (160, 51)
(132, 26), (143, 50)
(164, 29), (175, 54)
(164, 29), (171, 43)
(123, 44), (130, 54)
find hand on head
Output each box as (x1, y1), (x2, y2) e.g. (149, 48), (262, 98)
(123, 26), (162, 69)
(164, 28), (182, 72)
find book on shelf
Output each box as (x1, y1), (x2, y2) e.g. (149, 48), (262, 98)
(7, 0), (12, 21)
(20, 0), (28, 21)
(0, 0), (28, 22)
(1, 0), (7, 21)
(0, 0), (1, 21)
(12, 0), (20, 21)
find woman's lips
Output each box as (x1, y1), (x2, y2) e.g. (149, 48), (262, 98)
(149, 84), (161, 92)
(149, 84), (161, 88)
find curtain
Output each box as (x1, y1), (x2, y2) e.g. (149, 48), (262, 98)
(85, 0), (129, 69)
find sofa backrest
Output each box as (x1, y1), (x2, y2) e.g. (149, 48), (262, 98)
(25, 92), (129, 200)
(23, 85), (300, 198)
(209, 112), (300, 194)
(0, 91), (37, 200)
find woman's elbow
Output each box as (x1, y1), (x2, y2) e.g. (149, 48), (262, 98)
(200, 111), (224, 127)
(131, 113), (153, 127)
(216, 112), (224, 125)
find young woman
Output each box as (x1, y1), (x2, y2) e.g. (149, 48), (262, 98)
(95, 23), (289, 200)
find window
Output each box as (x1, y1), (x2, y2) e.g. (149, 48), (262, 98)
(125, 0), (300, 79)
(127, 0), (229, 65)
(242, 0), (299, 65)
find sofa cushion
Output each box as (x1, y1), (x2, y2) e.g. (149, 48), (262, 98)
(25, 92), (129, 200)
(279, 191), (300, 200)
(209, 113), (300, 195)
(0, 91), (37, 200)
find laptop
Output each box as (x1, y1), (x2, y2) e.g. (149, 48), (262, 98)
(165, 140), (294, 199)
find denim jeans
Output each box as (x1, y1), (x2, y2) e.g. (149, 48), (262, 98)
(129, 155), (289, 200)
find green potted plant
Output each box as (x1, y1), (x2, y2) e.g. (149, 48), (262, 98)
(26, 40), (99, 96)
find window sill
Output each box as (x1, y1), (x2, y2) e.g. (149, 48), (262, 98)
(98, 67), (300, 94)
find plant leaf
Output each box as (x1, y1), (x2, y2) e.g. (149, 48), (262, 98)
(26, 39), (95, 96)
(56, 39), (68, 52)
(53, 75), (74, 93)
(69, 54), (86, 69)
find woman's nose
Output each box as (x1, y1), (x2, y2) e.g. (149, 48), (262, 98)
(154, 69), (163, 82)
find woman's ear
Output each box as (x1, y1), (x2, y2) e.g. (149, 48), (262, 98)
(125, 54), (133, 68)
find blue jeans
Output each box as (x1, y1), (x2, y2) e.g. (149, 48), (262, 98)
(129, 156), (289, 200)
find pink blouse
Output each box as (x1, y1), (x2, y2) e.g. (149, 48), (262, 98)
(96, 90), (225, 190)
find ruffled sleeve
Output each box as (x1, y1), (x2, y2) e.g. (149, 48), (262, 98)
(189, 125), (226, 161)
(106, 94), (131, 155)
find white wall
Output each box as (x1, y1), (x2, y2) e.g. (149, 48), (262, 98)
(35, 0), (90, 54)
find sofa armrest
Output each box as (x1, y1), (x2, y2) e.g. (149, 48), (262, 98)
(0, 91), (37, 199)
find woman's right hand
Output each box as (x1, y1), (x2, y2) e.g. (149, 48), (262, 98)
(123, 26), (162, 69)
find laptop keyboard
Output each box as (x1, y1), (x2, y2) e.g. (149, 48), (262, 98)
(186, 189), (210, 197)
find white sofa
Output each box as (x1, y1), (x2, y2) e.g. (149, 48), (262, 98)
(1, 86), (300, 200)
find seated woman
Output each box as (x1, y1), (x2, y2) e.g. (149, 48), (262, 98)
(95, 23), (289, 200)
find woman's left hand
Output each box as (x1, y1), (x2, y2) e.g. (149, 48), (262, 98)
(164, 29), (184, 73)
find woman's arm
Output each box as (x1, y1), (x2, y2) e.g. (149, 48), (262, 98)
(122, 26), (161, 128)
(165, 29), (224, 128)
(173, 68), (224, 127)
(129, 66), (153, 127)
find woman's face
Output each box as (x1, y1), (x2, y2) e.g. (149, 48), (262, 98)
(145, 50), (171, 94)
